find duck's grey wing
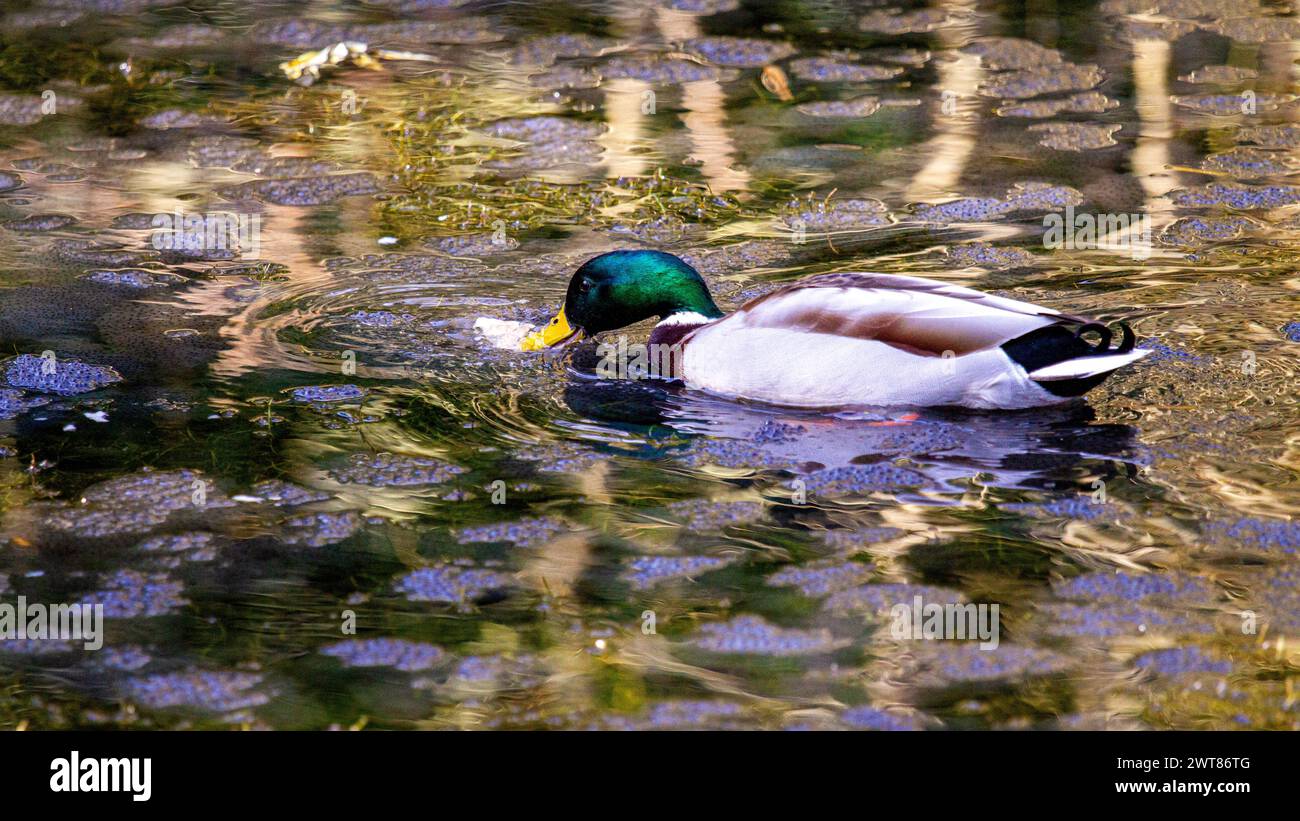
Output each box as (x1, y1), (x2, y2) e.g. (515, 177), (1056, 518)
(728, 272), (1086, 357)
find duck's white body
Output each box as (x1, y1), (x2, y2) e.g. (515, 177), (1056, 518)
(682, 327), (1054, 408)
(670, 273), (1149, 410)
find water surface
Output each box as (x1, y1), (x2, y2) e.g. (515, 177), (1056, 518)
(0, 0), (1297, 730)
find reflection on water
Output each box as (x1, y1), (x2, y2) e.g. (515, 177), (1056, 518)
(0, 0), (1297, 730)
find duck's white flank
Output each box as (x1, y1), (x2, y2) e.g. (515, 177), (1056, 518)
(681, 328), (1058, 408)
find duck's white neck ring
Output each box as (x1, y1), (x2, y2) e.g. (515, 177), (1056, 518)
(655, 311), (715, 327)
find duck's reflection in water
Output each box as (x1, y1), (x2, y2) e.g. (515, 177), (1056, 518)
(561, 355), (1143, 497)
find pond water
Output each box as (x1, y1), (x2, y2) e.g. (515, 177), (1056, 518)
(0, 0), (1297, 730)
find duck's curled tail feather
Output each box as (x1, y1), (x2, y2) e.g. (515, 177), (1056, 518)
(1002, 321), (1149, 398)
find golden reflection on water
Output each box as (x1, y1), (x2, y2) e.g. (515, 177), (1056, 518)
(905, 0), (981, 201)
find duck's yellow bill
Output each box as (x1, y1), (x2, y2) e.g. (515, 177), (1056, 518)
(521, 307), (581, 351)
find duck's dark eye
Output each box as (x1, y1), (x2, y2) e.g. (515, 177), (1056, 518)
(578, 279), (592, 295)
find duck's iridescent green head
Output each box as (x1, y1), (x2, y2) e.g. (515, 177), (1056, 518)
(523, 250), (723, 350)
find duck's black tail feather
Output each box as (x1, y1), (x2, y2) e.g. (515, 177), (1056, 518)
(1002, 321), (1147, 398)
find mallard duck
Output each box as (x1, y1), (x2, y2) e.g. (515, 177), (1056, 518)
(521, 250), (1149, 409)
